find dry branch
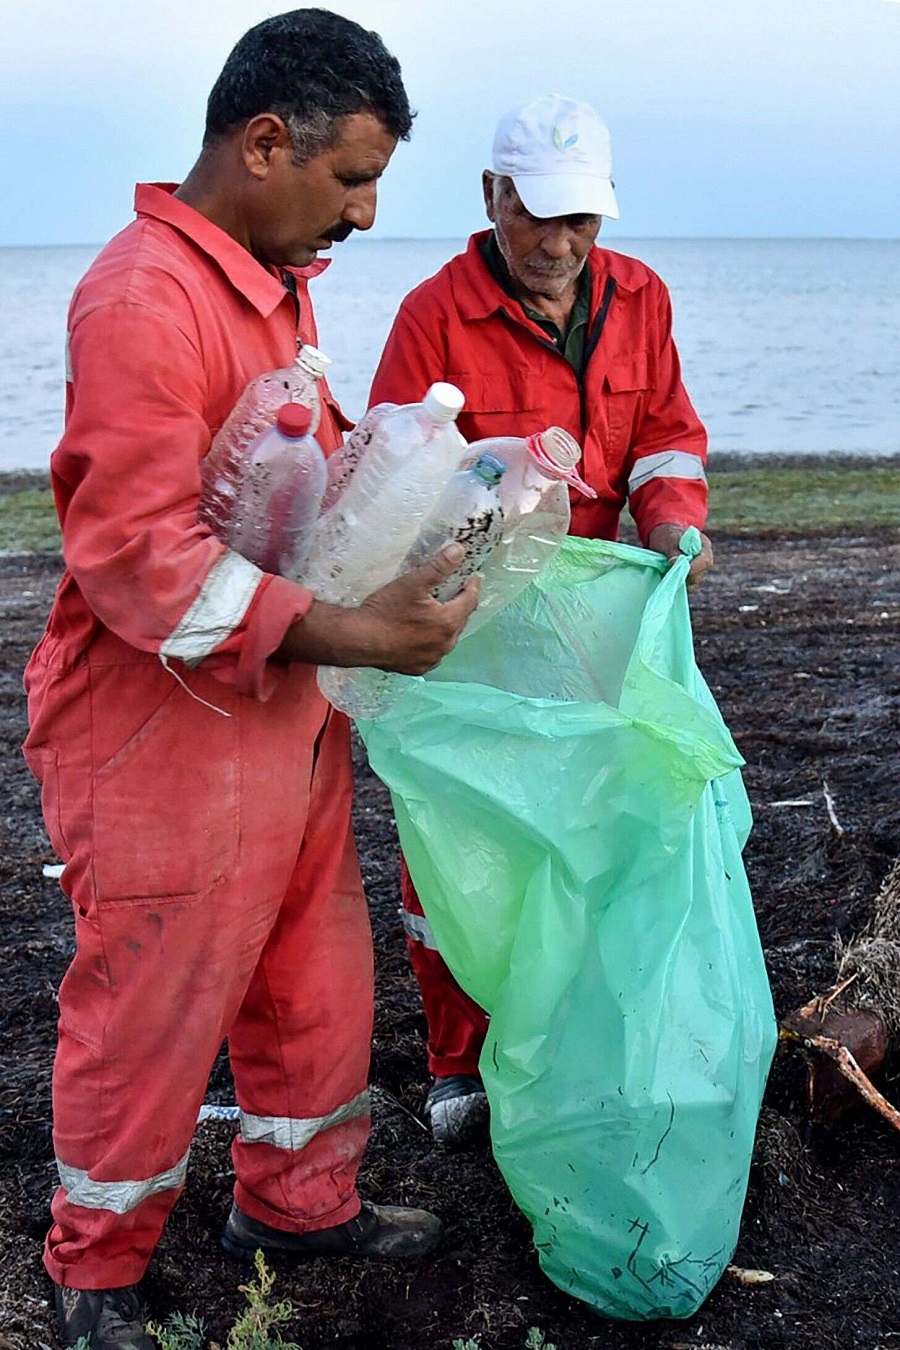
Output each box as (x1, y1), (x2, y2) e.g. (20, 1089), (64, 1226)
(778, 1024), (900, 1132)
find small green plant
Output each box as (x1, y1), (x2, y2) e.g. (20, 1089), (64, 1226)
(222, 1249), (302, 1348)
(146, 1251), (301, 1348)
(146, 1311), (206, 1349)
(525, 1330), (557, 1350)
(452, 1339), (481, 1350)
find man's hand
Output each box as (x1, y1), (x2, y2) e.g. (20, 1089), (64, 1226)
(279, 544), (479, 674)
(646, 523), (714, 589)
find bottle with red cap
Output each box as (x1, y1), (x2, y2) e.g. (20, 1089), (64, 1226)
(222, 402), (327, 579)
(200, 344), (331, 544)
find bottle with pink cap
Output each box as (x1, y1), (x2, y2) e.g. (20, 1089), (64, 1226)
(456, 425), (596, 636)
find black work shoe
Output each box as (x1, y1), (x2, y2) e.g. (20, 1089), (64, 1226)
(222, 1200), (442, 1261)
(54, 1282), (154, 1349)
(425, 1074), (490, 1146)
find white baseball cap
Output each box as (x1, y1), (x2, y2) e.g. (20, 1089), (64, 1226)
(491, 94), (619, 221)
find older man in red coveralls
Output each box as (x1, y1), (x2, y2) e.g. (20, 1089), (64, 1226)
(369, 94), (714, 1146)
(23, 13), (480, 1350)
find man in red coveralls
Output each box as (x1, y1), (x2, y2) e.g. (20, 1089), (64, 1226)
(369, 94), (714, 1146)
(24, 13), (479, 1349)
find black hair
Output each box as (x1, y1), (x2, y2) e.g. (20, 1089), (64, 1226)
(204, 8), (413, 162)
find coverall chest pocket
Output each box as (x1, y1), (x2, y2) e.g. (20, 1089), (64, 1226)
(91, 670), (239, 902)
(451, 370), (546, 440)
(601, 351), (652, 456)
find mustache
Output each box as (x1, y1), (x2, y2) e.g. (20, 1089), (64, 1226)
(320, 221), (356, 243)
(524, 255), (579, 277)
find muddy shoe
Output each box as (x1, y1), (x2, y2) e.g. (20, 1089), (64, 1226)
(55, 1282), (154, 1350)
(222, 1200), (442, 1261)
(425, 1074), (490, 1146)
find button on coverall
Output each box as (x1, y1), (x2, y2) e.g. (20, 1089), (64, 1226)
(369, 229), (709, 1080)
(23, 185), (372, 1289)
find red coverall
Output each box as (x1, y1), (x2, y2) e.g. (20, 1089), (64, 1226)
(369, 229), (709, 1079)
(23, 184), (372, 1290)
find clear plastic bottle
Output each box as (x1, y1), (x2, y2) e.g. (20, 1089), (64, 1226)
(320, 402), (397, 513)
(225, 403), (327, 579)
(454, 427), (597, 635)
(304, 382), (466, 606)
(405, 452), (507, 601)
(200, 344), (331, 540)
(319, 453), (507, 718)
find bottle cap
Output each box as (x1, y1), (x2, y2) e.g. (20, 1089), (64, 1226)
(276, 404), (313, 437)
(296, 345), (332, 378)
(472, 452), (506, 486)
(422, 382), (465, 423)
(526, 427), (597, 498)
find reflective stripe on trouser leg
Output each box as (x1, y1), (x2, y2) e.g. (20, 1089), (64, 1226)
(400, 859), (488, 1079)
(42, 656), (338, 1288)
(230, 710), (374, 1234)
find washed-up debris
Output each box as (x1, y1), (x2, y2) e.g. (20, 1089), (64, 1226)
(726, 1265), (776, 1286)
(42, 863), (64, 879)
(197, 1103), (240, 1123)
(822, 780), (845, 839)
(781, 862), (900, 1129)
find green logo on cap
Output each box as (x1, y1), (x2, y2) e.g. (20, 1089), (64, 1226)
(553, 126), (579, 151)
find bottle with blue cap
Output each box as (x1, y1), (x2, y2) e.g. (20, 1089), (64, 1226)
(404, 451), (507, 602)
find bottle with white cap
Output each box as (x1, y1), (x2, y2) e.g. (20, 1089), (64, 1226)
(200, 344), (331, 541)
(303, 382), (467, 605)
(225, 403), (327, 580)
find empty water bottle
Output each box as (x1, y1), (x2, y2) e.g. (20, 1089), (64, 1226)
(457, 426), (597, 634)
(224, 403), (327, 579)
(304, 382), (466, 605)
(405, 452), (507, 600)
(201, 344), (331, 540)
(320, 402), (398, 513)
(319, 453), (507, 719)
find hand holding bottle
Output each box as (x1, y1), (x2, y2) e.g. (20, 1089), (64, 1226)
(279, 544), (480, 676)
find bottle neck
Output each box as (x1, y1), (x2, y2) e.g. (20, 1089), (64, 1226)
(525, 431), (597, 499)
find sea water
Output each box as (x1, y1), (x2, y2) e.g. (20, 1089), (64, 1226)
(1, 237), (898, 471)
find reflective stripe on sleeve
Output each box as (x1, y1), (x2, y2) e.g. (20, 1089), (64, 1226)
(160, 550), (263, 667)
(240, 1089), (370, 1153)
(64, 333), (73, 383)
(56, 1146), (190, 1214)
(627, 451), (708, 495)
(400, 909), (438, 951)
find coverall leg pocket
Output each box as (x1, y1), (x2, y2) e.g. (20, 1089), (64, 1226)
(90, 664), (240, 901)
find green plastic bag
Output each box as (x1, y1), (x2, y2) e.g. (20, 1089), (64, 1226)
(359, 534), (776, 1320)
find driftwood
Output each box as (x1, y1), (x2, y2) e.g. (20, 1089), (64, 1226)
(779, 1018), (897, 1129)
(780, 857), (900, 1127)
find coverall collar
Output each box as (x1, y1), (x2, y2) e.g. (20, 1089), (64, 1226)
(133, 183), (331, 319)
(454, 229), (645, 327)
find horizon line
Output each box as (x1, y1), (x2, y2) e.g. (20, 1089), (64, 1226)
(1, 233), (899, 251)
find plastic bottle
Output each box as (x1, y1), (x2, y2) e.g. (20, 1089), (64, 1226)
(304, 382), (467, 606)
(319, 453), (507, 719)
(320, 402), (398, 513)
(200, 345), (331, 540)
(405, 452), (507, 601)
(448, 427), (597, 636)
(225, 403), (327, 579)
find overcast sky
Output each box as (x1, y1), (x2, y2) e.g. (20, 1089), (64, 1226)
(1, 0), (898, 246)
